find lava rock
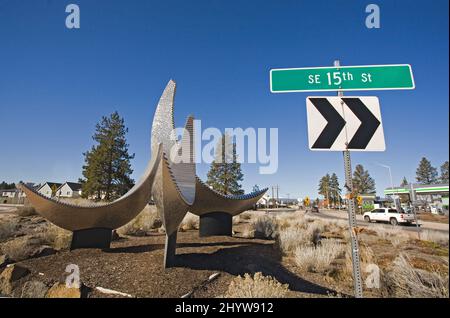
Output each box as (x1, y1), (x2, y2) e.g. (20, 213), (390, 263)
(45, 282), (81, 298)
(0, 264), (30, 295)
(21, 280), (49, 298)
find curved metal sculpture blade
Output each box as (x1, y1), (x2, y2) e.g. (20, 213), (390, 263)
(151, 80), (195, 206)
(19, 144), (163, 232)
(190, 178), (268, 216)
(152, 116), (196, 235)
(155, 80), (268, 217)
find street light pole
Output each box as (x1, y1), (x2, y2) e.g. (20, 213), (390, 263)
(378, 163), (397, 210)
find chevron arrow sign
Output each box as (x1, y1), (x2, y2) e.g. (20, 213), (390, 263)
(306, 97), (385, 151)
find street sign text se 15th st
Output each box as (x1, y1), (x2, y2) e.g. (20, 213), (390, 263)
(270, 64), (415, 93)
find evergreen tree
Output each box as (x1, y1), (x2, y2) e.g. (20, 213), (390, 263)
(352, 164), (376, 194)
(0, 182), (15, 190)
(206, 134), (244, 195)
(440, 161), (449, 183)
(318, 174), (331, 206)
(79, 112), (135, 201)
(330, 173), (341, 206)
(400, 176), (409, 187)
(415, 157), (438, 185)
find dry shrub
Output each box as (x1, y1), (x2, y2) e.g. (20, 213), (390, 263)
(57, 197), (103, 206)
(384, 254), (448, 298)
(224, 272), (289, 298)
(241, 227), (256, 238)
(371, 224), (411, 248)
(252, 215), (278, 239)
(419, 230), (449, 246)
(239, 212), (252, 221)
(294, 239), (346, 273)
(232, 215), (241, 225)
(40, 224), (72, 250)
(117, 205), (162, 236)
(1, 236), (44, 261)
(0, 219), (18, 241)
(276, 226), (318, 255)
(15, 206), (37, 217)
(274, 215), (326, 255)
(341, 242), (375, 281)
(372, 224), (405, 240)
(180, 213), (199, 231)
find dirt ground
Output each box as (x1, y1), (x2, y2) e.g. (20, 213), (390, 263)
(8, 224), (335, 298)
(1, 210), (448, 298)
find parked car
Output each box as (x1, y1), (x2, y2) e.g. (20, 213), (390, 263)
(363, 207), (416, 226)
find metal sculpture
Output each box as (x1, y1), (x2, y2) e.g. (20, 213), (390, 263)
(155, 80), (268, 237)
(19, 143), (163, 249)
(19, 79), (267, 269)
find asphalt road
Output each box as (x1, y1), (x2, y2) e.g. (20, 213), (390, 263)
(311, 209), (449, 234)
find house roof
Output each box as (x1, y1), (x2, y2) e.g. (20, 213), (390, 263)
(38, 182), (62, 191)
(62, 182), (82, 191)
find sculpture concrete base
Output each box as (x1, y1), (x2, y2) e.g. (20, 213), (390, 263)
(70, 228), (112, 250)
(199, 212), (232, 237)
(164, 231), (178, 268)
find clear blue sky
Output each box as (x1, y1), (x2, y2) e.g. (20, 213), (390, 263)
(0, 0), (448, 199)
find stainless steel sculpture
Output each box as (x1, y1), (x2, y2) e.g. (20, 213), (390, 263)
(19, 79), (267, 268)
(155, 80), (268, 237)
(19, 144), (164, 249)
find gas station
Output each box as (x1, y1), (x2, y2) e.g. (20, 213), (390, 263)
(384, 183), (449, 214)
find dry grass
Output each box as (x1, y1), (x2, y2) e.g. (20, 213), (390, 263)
(15, 206), (37, 217)
(383, 254), (449, 298)
(294, 239), (346, 273)
(57, 197), (103, 206)
(419, 230), (449, 246)
(180, 213), (199, 231)
(0, 219), (18, 241)
(224, 272), (290, 298)
(117, 205), (162, 236)
(252, 215), (278, 239)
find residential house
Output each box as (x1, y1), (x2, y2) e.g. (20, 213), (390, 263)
(56, 182), (82, 198)
(38, 182), (62, 197)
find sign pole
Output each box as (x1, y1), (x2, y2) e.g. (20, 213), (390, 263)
(335, 60), (363, 298)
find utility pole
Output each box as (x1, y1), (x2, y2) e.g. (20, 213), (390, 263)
(336, 60), (363, 298)
(276, 185), (279, 208)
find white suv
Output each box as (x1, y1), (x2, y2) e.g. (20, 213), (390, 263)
(363, 208), (416, 226)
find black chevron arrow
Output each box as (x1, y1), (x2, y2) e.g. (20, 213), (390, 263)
(342, 98), (381, 149)
(310, 98), (346, 149)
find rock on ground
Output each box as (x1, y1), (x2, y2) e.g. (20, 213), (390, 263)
(45, 282), (81, 298)
(0, 264), (30, 295)
(21, 280), (49, 298)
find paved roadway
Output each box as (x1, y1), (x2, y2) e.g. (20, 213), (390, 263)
(310, 209), (449, 234)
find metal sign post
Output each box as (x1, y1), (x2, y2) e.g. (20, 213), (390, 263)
(335, 60), (363, 298)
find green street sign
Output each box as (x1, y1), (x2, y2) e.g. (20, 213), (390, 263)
(270, 64), (415, 93)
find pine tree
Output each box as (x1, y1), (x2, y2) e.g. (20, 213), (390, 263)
(79, 112), (135, 201)
(400, 176), (409, 187)
(206, 134), (244, 195)
(440, 161), (449, 183)
(318, 174), (331, 206)
(352, 164), (376, 194)
(415, 157), (438, 185)
(330, 173), (341, 206)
